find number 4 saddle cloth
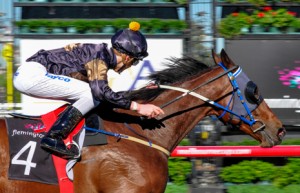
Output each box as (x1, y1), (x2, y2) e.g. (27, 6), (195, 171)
(5, 110), (107, 186)
(6, 117), (59, 184)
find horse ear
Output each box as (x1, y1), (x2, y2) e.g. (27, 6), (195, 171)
(211, 49), (221, 65)
(220, 49), (236, 68)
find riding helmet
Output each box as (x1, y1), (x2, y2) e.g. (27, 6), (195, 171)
(111, 21), (148, 60)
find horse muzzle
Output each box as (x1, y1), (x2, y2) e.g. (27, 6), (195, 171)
(277, 127), (286, 141)
(258, 126), (286, 147)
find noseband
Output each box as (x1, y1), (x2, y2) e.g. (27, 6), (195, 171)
(158, 62), (265, 133)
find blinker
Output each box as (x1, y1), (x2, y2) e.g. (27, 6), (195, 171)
(245, 81), (263, 105)
(231, 70), (263, 119)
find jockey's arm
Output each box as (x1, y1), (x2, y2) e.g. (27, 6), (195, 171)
(85, 59), (164, 118)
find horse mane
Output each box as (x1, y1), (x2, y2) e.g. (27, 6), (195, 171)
(124, 56), (211, 102)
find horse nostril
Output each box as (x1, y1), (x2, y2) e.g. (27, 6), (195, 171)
(277, 128), (286, 140)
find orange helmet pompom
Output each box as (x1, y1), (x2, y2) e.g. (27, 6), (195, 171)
(129, 21), (140, 31)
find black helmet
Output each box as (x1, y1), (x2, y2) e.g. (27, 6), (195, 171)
(111, 21), (148, 60)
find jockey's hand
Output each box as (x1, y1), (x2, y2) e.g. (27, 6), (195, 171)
(131, 102), (164, 119)
(138, 104), (165, 119)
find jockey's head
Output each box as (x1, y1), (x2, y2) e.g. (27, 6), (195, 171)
(111, 21), (148, 64)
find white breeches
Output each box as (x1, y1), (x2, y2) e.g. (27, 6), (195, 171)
(13, 62), (99, 115)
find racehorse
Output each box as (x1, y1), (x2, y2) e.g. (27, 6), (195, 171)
(0, 49), (286, 193)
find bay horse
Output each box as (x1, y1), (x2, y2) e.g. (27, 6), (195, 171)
(0, 49), (285, 193)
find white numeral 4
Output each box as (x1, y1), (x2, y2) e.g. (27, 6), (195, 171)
(11, 141), (37, 175)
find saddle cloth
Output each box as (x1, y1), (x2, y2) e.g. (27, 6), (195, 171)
(6, 117), (58, 184)
(5, 108), (107, 187)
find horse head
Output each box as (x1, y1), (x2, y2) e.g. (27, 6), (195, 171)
(212, 49), (286, 147)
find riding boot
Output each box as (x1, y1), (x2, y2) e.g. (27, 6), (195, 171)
(40, 105), (83, 159)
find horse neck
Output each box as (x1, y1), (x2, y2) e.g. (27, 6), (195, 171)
(152, 66), (233, 151)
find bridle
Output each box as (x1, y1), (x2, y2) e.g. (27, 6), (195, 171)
(156, 62), (266, 133)
(84, 62), (266, 156)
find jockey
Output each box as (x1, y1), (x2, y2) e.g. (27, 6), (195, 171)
(13, 21), (164, 159)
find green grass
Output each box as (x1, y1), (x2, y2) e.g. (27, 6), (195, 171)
(164, 183), (300, 193)
(227, 184), (300, 193)
(165, 183), (189, 193)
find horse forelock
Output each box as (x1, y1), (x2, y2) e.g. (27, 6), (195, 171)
(125, 56), (211, 102)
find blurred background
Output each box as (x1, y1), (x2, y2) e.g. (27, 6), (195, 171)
(1, 0), (300, 192)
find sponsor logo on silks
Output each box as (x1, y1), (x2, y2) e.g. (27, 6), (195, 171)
(14, 71), (19, 76)
(45, 73), (71, 82)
